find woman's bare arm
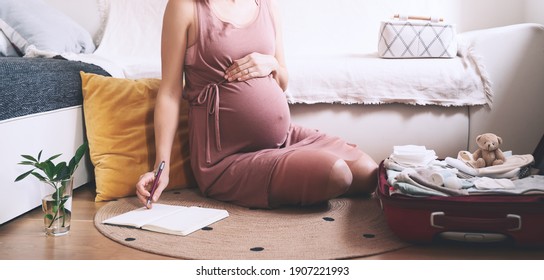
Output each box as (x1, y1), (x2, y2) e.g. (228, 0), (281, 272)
(136, 0), (195, 207)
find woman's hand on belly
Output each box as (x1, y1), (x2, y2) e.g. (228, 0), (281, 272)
(224, 52), (279, 83)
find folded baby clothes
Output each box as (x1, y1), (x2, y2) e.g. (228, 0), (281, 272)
(391, 181), (449, 197)
(388, 169), (448, 197)
(473, 177), (515, 190)
(395, 169), (469, 196)
(426, 169), (464, 190)
(383, 158), (406, 172)
(443, 175), (464, 190)
(468, 175), (544, 195)
(389, 145), (437, 168)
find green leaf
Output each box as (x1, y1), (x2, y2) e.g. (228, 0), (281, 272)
(56, 163), (70, 181)
(60, 172), (71, 181)
(73, 142), (88, 166)
(69, 142), (88, 175)
(45, 214), (54, 221)
(14, 169), (35, 182)
(68, 157), (76, 175)
(21, 154), (37, 162)
(45, 154), (62, 163)
(31, 172), (47, 181)
(40, 161), (56, 180)
(17, 161), (36, 166)
(37, 150), (42, 161)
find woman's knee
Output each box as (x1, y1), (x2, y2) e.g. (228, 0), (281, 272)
(326, 159), (353, 197)
(348, 153), (379, 194)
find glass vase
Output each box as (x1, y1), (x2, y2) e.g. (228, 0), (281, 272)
(40, 177), (74, 236)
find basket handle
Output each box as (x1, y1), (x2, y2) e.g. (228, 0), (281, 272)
(394, 14), (444, 22)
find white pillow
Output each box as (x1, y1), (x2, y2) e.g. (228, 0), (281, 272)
(93, 0), (168, 79)
(0, 0), (95, 57)
(0, 30), (19, 57)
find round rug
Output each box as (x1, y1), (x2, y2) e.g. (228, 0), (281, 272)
(94, 188), (410, 259)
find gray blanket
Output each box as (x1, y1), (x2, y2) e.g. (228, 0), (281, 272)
(0, 57), (110, 121)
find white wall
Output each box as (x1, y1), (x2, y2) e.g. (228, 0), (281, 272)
(43, 0), (537, 54)
(278, 0), (531, 56)
(525, 0), (544, 24)
(452, 0), (526, 31)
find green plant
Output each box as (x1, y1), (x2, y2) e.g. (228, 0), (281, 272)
(15, 142), (88, 183)
(15, 142), (88, 231)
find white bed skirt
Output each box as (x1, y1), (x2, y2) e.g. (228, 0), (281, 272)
(0, 106), (92, 224)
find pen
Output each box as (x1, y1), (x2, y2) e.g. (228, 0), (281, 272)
(146, 161), (165, 208)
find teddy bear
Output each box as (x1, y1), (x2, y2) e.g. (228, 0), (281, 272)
(472, 133), (506, 168)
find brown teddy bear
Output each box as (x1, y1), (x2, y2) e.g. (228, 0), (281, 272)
(472, 133), (506, 168)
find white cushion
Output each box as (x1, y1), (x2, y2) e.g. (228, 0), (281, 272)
(0, 30), (19, 56)
(0, 0), (95, 57)
(93, 0), (168, 79)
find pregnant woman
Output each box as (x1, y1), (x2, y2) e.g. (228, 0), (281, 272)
(136, 0), (378, 208)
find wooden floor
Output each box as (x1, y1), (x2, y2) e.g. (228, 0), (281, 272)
(1, 183), (543, 260)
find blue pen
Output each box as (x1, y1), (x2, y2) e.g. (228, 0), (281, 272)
(146, 161), (165, 208)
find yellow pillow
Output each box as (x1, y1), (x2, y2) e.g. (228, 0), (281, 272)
(80, 72), (195, 201)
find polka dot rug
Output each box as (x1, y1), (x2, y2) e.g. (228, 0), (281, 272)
(94, 188), (410, 259)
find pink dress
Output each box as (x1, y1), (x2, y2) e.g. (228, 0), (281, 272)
(183, 0), (363, 208)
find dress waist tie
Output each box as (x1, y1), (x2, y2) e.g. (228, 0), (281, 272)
(196, 80), (225, 164)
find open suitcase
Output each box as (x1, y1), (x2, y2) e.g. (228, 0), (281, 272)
(377, 137), (544, 247)
(377, 163), (544, 246)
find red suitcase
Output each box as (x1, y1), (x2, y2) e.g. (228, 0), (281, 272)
(377, 161), (544, 247)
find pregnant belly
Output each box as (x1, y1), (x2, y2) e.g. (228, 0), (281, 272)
(219, 77), (291, 151)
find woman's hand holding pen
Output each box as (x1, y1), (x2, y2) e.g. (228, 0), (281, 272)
(224, 52), (278, 82)
(136, 161), (168, 209)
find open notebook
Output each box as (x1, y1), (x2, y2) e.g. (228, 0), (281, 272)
(101, 204), (229, 236)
